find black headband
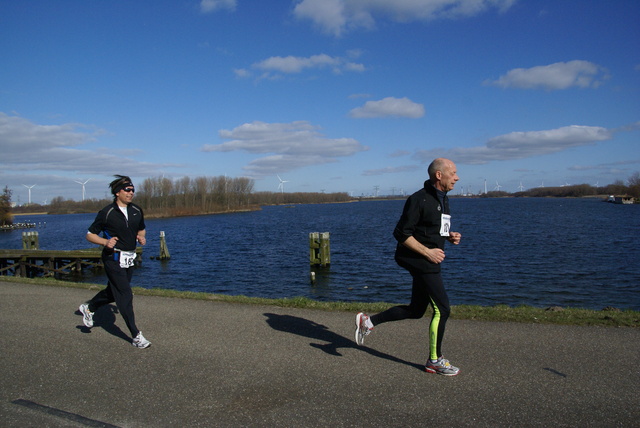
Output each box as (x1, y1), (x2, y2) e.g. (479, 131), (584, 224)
(113, 182), (133, 195)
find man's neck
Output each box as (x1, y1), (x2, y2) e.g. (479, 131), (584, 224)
(429, 180), (446, 193)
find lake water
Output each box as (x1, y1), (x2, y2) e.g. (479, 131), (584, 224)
(2, 198), (639, 310)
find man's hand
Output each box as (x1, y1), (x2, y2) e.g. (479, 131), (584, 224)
(425, 247), (446, 264)
(448, 231), (461, 245)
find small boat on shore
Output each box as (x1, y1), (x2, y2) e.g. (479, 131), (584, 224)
(605, 195), (634, 204)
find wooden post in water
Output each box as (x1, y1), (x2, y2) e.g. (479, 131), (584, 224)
(158, 231), (171, 260)
(309, 232), (319, 265)
(22, 231), (39, 250)
(309, 232), (330, 267)
(319, 232), (330, 266)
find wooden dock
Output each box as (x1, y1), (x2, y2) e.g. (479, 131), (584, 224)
(0, 222), (37, 231)
(0, 248), (143, 278)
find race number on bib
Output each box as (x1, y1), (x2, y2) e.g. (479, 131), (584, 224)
(440, 214), (451, 237)
(119, 251), (137, 268)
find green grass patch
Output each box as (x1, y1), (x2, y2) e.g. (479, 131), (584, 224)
(2, 276), (638, 327)
(452, 304), (639, 327)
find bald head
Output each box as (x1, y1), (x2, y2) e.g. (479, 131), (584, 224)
(428, 158), (459, 192)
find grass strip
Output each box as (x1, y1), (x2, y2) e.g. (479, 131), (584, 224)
(1, 276), (638, 327)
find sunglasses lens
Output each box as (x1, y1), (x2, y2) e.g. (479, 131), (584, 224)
(124, 188), (135, 193)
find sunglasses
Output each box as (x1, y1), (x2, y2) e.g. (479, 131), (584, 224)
(122, 187), (135, 193)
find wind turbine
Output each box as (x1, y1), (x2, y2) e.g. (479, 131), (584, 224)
(74, 178), (91, 201)
(494, 181), (502, 191)
(518, 182), (524, 192)
(22, 184), (35, 205)
(277, 175), (289, 194)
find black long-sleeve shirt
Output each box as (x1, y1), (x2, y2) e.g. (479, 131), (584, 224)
(393, 181), (450, 274)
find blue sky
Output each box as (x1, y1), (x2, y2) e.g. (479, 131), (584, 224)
(1, 0), (639, 203)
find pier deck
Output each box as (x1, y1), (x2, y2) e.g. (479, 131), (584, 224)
(0, 248), (143, 278)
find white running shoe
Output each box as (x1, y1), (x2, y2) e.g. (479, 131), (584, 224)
(425, 357), (460, 376)
(79, 303), (94, 328)
(355, 312), (373, 346)
(132, 332), (151, 348)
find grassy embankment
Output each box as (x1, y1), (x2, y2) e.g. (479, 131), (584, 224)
(1, 276), (638, 327)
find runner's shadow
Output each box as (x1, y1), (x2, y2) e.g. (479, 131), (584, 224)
(75, 305), (130, 342)
(264, 313), (423, 371)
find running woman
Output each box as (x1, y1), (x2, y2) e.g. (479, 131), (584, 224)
(78, 175), (151, 348)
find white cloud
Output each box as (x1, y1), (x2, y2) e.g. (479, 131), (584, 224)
(240, 53), (366, 79)
(485, 60), (609, 90)
(243, 154), (337, 177)
(293, 0), (517, 37)
(255, 54), (339, 73)
(343, 62), (366, 72)
(294, 0), (350, 37)
(568, 159), (640, 173)
(362, 165), (421, 176)
(200, 0), (236, 14)
(0, 112), (179, 176)
(414, 125), (615, 165)
(201, 120), (368, 177)
(0, 112), (96, 152)
(233, 68), (251, 78)
(349, 97), (425, 118)
(487, 126), (612, 150)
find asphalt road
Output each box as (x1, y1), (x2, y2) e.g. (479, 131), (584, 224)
(1, 280), (638, 427)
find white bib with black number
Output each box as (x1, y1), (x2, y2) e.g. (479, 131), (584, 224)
(440, 214), (451, 237)
(119, 250), (137, 268)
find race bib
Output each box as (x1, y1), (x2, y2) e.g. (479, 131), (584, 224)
(119, 250), (137, 268)
(440, 214), (451, 237)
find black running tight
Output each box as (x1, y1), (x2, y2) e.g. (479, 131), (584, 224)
(87, 256), (140, 337)
(370, 271), (450, 360)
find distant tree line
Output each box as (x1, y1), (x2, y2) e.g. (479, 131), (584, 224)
(52, 197), (110, 213)
(135, 175), (255, 217)
(5, 172), (639, 220)
(135, 175), (352, 217)
(8, 175), (354, 218)
(8, 198), (107, 216)
(479, 172), (640, 199)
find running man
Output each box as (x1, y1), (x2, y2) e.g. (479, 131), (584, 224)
(355, 158), (461, 375)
